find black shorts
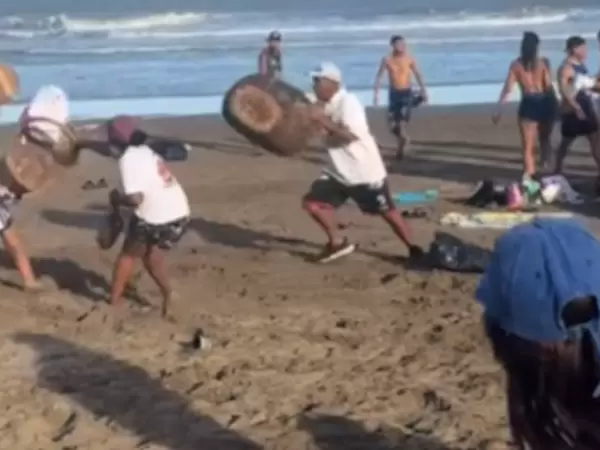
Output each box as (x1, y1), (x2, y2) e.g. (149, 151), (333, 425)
(561, 91), (599, 139)
(303, 176), (395, 215)
(518, 92), (557, 124)
(125, 215), (189, 250)
(388, 88), (416, 125)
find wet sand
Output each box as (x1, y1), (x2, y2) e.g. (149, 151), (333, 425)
(0, 104), (597, 449)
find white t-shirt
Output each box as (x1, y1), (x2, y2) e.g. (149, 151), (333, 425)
(21, 85), (69, 144)
(119, 145), (190, 225)
(322, 89), (387, 185)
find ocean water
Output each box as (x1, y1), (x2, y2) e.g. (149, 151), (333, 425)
(0, 0), (599, 122)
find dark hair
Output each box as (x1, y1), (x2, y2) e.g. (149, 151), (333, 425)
(520, 31), (539, 71)
(267, 31), (281, 41)
(390, 35), (404, 45)
(566, 35), (586, 53)
(484, 315), (600, 449)
(129, 130), (148, 146)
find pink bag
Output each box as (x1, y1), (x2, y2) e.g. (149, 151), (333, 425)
(506, 183), (524, 210)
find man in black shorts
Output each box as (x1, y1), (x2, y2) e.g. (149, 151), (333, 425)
(106, 116), (190, 319)
(303, 62), (423, 263)
(555, 36), (600, 176)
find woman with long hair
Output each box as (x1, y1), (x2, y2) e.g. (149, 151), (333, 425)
(493, 32), (557, 179)
(478, 219), (600, 449)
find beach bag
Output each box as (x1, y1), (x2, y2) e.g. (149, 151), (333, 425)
(222, 73), (322, 156)
(427, 232), (491, 273)
(20, 117), (80, 166)
(0, 139), (59, 194)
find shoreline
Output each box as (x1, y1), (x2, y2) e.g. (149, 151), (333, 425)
(0, 82), (520, 125)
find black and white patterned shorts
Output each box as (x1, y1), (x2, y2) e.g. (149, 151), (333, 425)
(125, 214), (189, 250)
(0, 186), (17, 232)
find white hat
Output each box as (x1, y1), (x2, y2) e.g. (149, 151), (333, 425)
(309, 62), (342, 83)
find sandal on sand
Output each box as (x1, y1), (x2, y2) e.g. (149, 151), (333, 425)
(401, 208), (428, 219)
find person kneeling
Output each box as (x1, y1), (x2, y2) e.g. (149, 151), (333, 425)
(303, 62), (423, 263)
(107, 120), (190, 318)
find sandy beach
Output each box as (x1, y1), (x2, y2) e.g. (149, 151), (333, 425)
(0, 104), (598, 450)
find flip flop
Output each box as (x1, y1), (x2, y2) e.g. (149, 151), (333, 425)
(81, 178), (108, 191)
(401, 207), (428, 219)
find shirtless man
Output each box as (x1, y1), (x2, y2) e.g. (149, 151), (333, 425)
(373, 35), (428, 159)
(492, 32), (557, 178)
(258, 31), (283, 79)
(554, 36), (600, 179)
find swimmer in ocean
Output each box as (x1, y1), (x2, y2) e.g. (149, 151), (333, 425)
(258, 31), (283, 79)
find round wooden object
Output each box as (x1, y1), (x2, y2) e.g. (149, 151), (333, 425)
(0, 65), (19, 104)
(0, 140), (58, 194)
(222, 73), (322, 156)
(20, 117), (80, 166)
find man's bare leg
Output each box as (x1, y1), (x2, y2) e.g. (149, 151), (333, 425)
(303, 200), (344, 246)
(395, 121), (410, 160)
(380, 209), (423, 258)
(1, 227), (38, 290)
(109, 240), (145, 321)
(142, 245), (172, 318)
(554, 137), (575, 175)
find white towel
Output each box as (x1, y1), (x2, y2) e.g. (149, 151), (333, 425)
(541, 174), (585, 205)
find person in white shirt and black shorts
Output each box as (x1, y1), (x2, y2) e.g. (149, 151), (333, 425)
(106, 116), (190, 319)
(0, 85), (72, 292)
(303, 62), (424, 263)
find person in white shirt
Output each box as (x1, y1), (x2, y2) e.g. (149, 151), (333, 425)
(106, 116), (190, 318)
(303, 62), (423, 263)
(19, 85), (69, 146)
(0, 85), (71, 292)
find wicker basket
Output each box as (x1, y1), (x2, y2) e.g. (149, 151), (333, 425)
(0, 65), (18, 105)
(20, 117), (80, 166)
(0, 140), (58, 194)
(222, 74), (322, 156)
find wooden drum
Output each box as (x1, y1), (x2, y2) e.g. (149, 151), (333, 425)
(0, 64), (19, 105)
(0, 139), (59, 195)
(222, 73), (322, 156)
(20, 117), (80, 166)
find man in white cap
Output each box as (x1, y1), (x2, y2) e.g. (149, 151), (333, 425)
(303, 62), (423, 263)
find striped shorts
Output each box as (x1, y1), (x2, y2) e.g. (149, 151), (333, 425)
(0, 185), (17, 232)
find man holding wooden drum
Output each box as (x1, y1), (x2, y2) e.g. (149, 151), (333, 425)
(303, 62), (423, 263)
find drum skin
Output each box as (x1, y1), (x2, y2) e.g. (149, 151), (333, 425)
(222, 73), (323, 156)
(0, 139), (58, 194)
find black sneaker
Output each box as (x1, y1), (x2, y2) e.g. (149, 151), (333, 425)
(314, 239), (356, 264)
(408, 245), (425, 260)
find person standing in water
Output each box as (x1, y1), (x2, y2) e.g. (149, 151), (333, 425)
(492, 31), (557, 179)
(373, 35), (428, 160)
(554, 36), (600, 179)
(258, 31), (283, 78)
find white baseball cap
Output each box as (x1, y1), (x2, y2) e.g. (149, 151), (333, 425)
(309, 62), (342, 83)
